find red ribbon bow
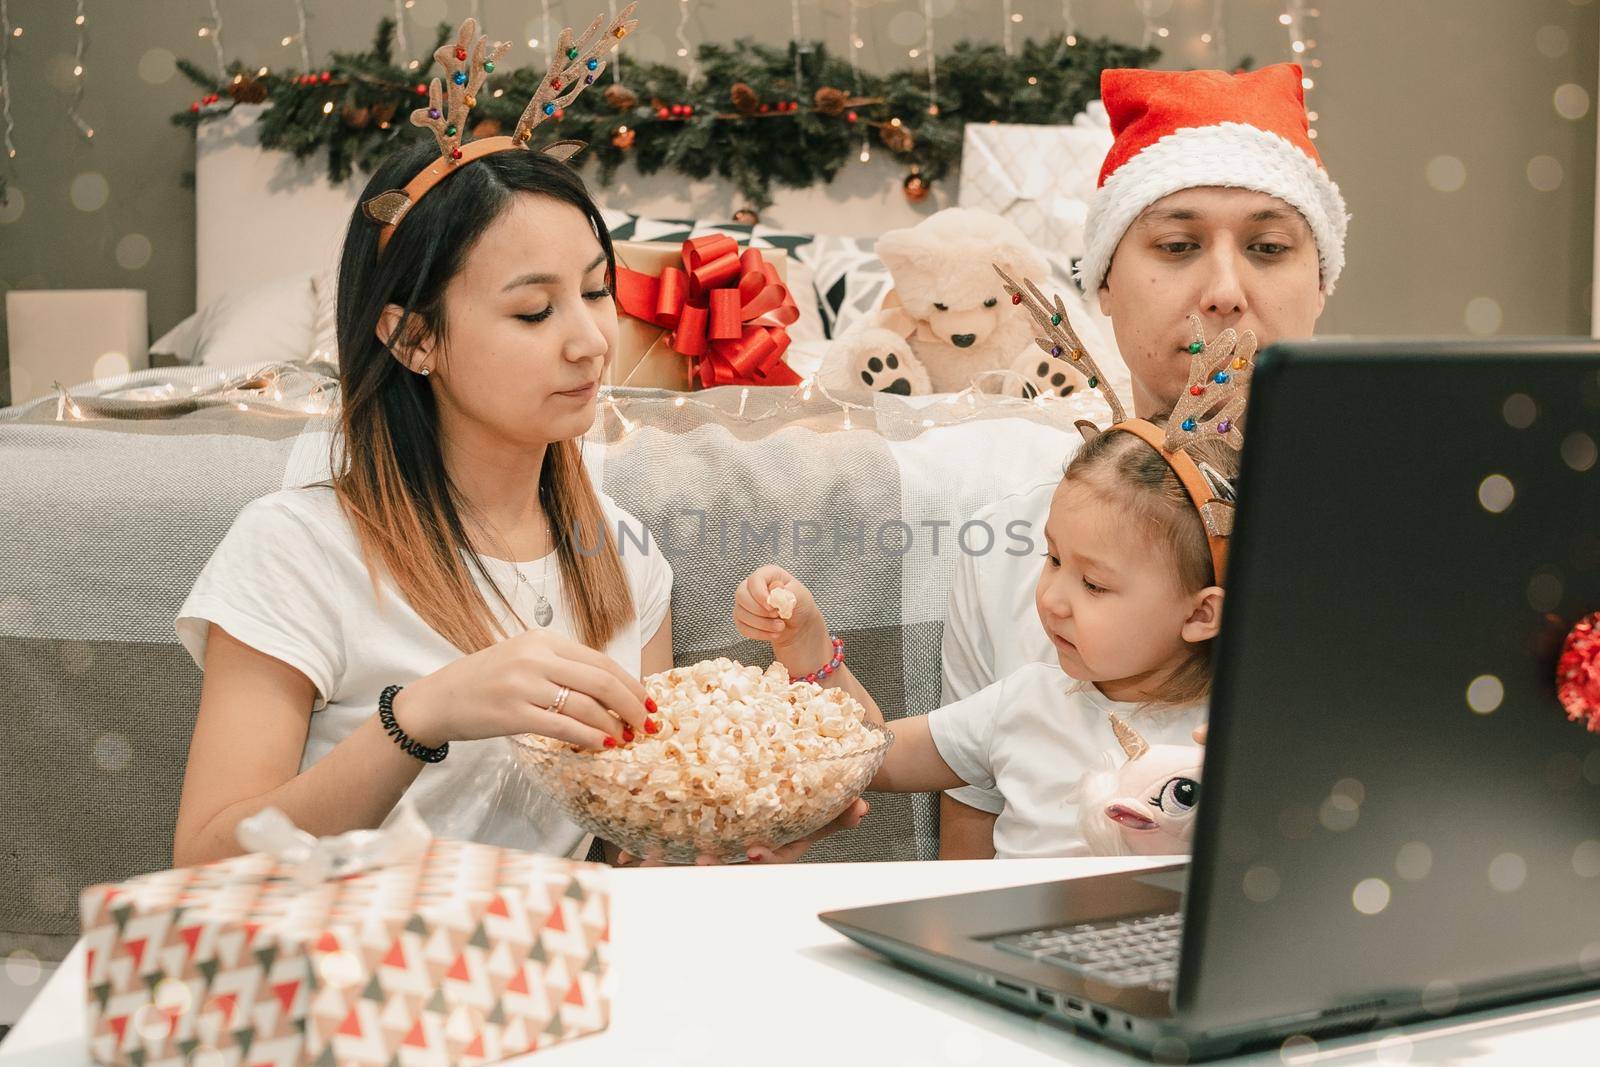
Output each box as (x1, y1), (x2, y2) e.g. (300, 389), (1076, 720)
(614, 234), (802, 388)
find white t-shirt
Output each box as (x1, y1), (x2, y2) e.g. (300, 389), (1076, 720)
(176, 485), (673, 859)
(940, 477), (1059, 814)
(927, 662), (1206, 859)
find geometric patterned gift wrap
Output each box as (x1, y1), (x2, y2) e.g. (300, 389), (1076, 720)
(78, 840), (611, 1067)
(957, 118), (1114, 262)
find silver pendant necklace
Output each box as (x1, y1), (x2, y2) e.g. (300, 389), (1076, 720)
(511, 562), (556, 628)
(475, 510), (556, 629)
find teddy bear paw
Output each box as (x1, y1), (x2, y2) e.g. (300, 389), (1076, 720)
(1004, 350), (1088, 400)
(831, 330), (932, 396)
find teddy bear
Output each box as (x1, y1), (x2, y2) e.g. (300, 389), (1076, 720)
(818, 207), (1091, 400)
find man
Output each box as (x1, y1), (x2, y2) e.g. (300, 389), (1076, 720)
(939, 62), (1348, 857)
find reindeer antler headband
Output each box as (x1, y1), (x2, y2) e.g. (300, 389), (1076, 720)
(361, 6), (639, 253)
(993, 265), (1255, 584)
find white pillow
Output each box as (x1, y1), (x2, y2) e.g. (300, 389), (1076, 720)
(149, 272), (318, 368)
(310, 267), (338, 363)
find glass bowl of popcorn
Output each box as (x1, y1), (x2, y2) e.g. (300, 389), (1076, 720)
(509, 658), (893, 864)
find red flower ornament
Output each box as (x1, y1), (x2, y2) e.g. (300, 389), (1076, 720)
(1556, 611), (1600, 733)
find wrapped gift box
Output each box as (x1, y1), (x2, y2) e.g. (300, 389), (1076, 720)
(957, 109), (1114, 261)
(79, 840), (610, 1067)
(610, 238), (800, 391)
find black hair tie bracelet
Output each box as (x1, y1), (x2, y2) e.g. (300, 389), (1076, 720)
(378, 684), (449, 764)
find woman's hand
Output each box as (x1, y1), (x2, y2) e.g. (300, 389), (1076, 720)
(393, 629), (654, 751)
(745, 797), (870, 863)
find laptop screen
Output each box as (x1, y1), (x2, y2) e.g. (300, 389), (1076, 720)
(1178, 340), (1600, 1029)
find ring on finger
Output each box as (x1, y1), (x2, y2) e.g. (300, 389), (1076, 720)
(551, 685), (572, 715)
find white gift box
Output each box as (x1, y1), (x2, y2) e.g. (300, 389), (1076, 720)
(957, 105), (1114, 262)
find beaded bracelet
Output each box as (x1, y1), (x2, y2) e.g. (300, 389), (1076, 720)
(802, 636), (846, 685)
(378, 684), (449, 764)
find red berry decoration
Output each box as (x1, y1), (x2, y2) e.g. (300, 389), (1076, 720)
(320, 71), (330, 83)
(683, 104), (694, 116)
(846, 110), (858, 123)
(415, 83), (427, 95)
(553, 108), (564, 120)
(190, 101), (200, 113)
(656, 106), (670, 119)
(759, 103), (770, 113)
(1557, 611), (1600, 733)
(455, 47), (467, 61)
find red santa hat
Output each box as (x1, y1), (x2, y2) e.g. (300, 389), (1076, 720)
(1077, 62), (1348, 295)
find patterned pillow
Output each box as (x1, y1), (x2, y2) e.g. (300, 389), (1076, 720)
(600, 210), (826, 343)
(792, 234), (882, 338)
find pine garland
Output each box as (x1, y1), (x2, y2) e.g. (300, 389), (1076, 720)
(172, 18), (1157, 209)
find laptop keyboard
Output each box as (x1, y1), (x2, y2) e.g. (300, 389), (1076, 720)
(991, 911), (1182, 991)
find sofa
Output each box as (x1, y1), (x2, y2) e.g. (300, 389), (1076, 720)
(0, 366), (1105, 963)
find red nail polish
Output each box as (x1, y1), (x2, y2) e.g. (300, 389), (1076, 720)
(747, 850), (761, 862)
(603, 737), (617, 748)
(643, 718), (659, 734)
(645, 697), (658, 714)
(622, 725), (635, 742)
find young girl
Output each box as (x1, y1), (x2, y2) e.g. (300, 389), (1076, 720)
(171, 19), (862, 866)
(735, 419), (1235, 858)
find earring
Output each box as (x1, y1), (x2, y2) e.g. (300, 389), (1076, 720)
(418, 365), (431, 377)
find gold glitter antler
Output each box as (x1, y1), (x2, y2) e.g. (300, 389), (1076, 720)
(1108, 713), (1150, 761)
(514, 3), (638, 149)
(993, 264), (1128, 424)
(1165, 313), (1257, 453)
(410, 19), (510, 160)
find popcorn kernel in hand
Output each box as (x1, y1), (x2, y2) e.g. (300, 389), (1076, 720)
(766, 586), (798, 620)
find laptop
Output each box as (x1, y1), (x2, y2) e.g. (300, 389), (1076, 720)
(821, 339), (1600, 1061)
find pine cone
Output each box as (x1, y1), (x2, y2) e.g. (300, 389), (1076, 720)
(228, 78), (268, 105)
(813, 86), (846, 116)
(731, 82), (760, 116)
(878, 121), (915, 153)
(603, 84), (638, 111)
(471, 117), (502, 138)
(340, 104), (371, 129)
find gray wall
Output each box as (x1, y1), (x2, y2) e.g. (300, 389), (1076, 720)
(0, 0), (1595, 406)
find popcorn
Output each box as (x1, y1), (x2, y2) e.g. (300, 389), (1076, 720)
(766, 586), (798, 620)
(511, 658), (891, 863)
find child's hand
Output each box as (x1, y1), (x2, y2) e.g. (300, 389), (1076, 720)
(734, 566), (825, 653)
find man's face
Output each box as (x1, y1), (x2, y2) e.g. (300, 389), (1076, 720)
(1098, 187), (1326, 417)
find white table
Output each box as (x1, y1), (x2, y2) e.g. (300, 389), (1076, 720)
(4, 858), (1598, 1066)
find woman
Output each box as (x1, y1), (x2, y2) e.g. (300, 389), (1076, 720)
(172, 138), (864, 867)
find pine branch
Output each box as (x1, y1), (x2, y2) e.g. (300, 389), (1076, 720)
(165, 24), (1158, 198)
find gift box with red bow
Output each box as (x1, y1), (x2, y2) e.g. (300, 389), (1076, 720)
(79, 815), (610, 1067)
(610, 236), (803, 390)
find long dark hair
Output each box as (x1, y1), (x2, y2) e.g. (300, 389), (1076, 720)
(330, 139), (633, 653)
